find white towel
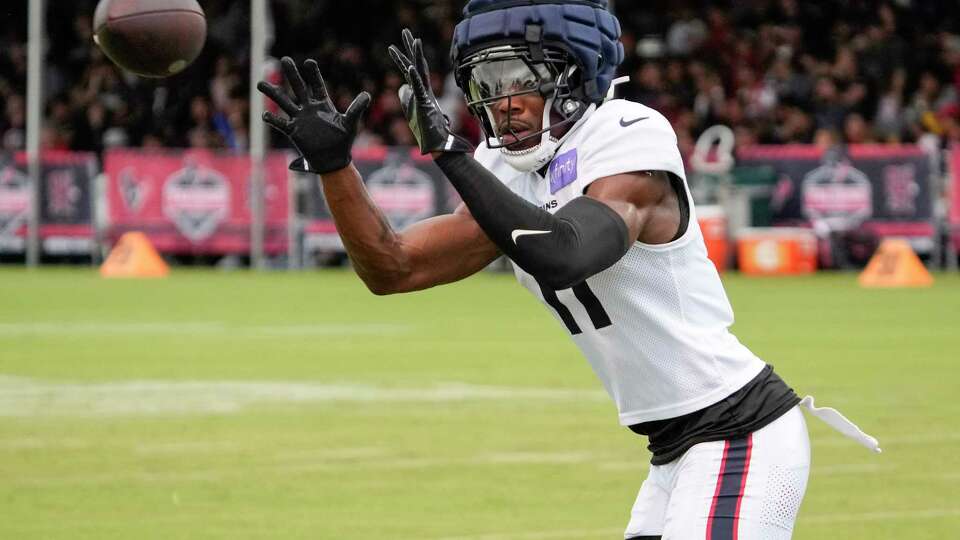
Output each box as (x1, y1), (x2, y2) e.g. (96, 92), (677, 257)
(800, 395), (882, 453)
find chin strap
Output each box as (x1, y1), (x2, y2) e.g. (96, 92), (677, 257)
(501, 138), (559, 173)
(604, 76), (630, 102)
(500, 101), (597, 173)
(500, 96), (559, 173)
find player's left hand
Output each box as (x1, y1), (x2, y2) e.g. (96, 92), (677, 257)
(389, 29), (474, 156)
(257, 57), (371, 174)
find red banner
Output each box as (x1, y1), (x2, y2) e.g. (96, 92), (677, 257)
(104, 149), (290, 255)
(0, 151), (97, 255)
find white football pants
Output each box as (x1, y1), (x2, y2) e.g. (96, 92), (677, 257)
(624, 405), (810, 540)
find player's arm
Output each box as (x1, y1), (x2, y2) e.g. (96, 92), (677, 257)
(257, 57), (498, 294)
(389, 32), (637, 290)
(317, 164), (499, 294)
(584, 170), (683, 246)
(433, 154), (673, 289)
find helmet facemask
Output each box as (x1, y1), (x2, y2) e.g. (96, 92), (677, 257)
(455, 44), (590, 172)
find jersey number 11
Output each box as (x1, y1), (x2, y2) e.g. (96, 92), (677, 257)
(536, 280), (612, 335)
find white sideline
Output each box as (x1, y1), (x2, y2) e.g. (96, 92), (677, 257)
(0, 321), (413, 337)
(0, 376), (606, 417)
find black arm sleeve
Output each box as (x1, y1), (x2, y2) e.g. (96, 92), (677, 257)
(435, 152), (632, 290)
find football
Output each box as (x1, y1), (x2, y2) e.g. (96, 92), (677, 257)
(93, 0), (207, 78)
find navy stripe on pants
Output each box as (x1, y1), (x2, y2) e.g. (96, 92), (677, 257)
(706, 435), (753, 540)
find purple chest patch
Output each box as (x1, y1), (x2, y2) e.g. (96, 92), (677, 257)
(549, 149), (578, 194)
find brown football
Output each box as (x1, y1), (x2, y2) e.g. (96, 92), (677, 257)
(93, 0), (207, 78)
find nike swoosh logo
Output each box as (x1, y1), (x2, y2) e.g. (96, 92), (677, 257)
(511, 229), (552, 245)
(620, 116), (649, 127)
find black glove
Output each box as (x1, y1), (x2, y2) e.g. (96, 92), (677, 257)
(388, 29), (474, 155)
(257, 57), (371, 174)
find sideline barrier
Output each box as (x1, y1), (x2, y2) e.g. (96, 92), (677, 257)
(87, 144), (947, 266)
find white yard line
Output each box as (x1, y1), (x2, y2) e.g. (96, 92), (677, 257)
(0, 437), (91, 450)
(0, 322), (226, 335)
(0, 376), (606, 417)
(0, 321), (413, 337)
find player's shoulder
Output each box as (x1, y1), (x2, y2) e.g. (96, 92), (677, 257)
(571, 99), (687, 181)
(581, 99), (676, 140)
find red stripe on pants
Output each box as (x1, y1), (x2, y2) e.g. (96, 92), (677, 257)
(705, 440), (731, 539)
(732, 434), (753, 540)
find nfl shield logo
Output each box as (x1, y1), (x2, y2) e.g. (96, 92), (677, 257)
(162, 162), (230, 243)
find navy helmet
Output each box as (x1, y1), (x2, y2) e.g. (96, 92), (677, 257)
(451, 0), (624, 155)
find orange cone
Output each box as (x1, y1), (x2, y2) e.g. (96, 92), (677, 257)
(858, 238), (933, 288)
(100, 232), (169, 278)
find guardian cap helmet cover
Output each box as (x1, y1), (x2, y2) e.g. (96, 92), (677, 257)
(451, 0), (624, 170)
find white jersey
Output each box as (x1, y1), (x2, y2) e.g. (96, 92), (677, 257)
(474, 99), (765, 425)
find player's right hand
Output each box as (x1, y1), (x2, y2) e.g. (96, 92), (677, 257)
(257, 57), (371, 175)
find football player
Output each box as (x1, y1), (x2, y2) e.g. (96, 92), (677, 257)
(257, 1), (879, 538)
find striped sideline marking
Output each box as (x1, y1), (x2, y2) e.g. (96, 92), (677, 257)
(430, 509), (960, 540)
(0, 376), (606, 417)
(0, 321), (412, 337)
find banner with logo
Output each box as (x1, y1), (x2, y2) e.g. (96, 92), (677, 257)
(0, 151), (97, 255)
(302, 148), (456, 252)
(737, 145), (935, 241)
(104, 149), (290, 255)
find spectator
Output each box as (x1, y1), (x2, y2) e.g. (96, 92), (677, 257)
(1, 1), (959, 159)
(843, 113), (875, 144)
(874, 69), (907, 142)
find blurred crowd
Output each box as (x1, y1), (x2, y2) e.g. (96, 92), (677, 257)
(1, 0), (959, 158)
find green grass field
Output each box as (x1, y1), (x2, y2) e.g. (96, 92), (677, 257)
(1, 268), (957, 539)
